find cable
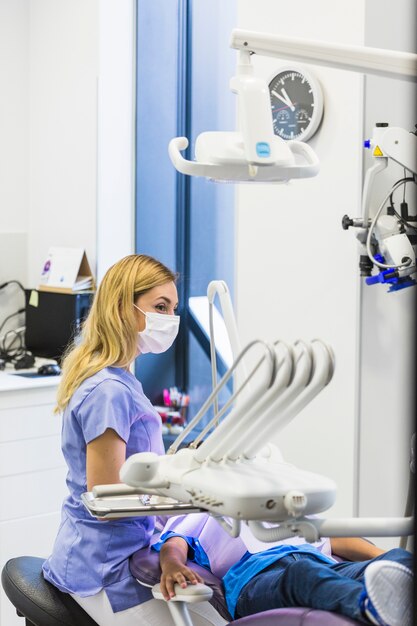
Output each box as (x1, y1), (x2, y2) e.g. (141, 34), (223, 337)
(3, 329), (24, 355)
(366, 179), (414, 271)
(0, 329), (34, 369)
(0, 285), (27, 358)
(389, 176), (417, 231)
(0, 307), (32, 369)
(0, 283), (27, 361)
(390, 207), (417, 232)
(389, 176), (415, 204)
(0, 308), (25, 336)
(0, 293), (35, 370)
(0, 280), (25, 294)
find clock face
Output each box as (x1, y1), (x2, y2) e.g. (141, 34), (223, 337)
(269, 68), (323, 142)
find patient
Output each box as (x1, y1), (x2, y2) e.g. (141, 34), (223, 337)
(152, 513), (412, 626)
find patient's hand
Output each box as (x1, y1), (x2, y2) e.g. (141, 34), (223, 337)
(160, 536), (203, 601)
(161, 559), (203, 601)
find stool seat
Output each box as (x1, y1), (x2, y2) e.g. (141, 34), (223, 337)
(1, 556), (98, 626)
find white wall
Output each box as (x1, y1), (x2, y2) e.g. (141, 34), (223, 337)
(235, 0), (415, 546)
(0, 0), (30, 235)
(96, 0), (136, 282)
(0, 0), (135, 308)
(357, 0), (416, 549)
(236, 0), (365, 518)
(27, 0), (99, 288)
(0, 0), (30, 331)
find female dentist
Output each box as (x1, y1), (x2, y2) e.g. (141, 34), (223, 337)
(42, 255), (211, 626)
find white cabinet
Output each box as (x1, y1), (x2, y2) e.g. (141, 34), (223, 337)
(0, 379), (67, 626)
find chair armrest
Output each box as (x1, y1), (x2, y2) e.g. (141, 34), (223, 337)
(152, 582), (213, 603)
(130, 546), (232, 621)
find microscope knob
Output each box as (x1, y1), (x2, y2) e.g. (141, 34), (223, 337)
(342, 214), (354, 230)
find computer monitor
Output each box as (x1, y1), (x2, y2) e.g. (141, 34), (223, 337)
(25, 290), (94, 362)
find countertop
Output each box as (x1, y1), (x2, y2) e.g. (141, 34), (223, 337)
(0, 359), (61, 392)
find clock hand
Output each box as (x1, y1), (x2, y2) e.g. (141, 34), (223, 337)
(281, 88), (295, 111)
(271, 89), (295, 112)
(272, 104), (291, 112)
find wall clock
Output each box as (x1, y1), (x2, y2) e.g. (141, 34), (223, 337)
(268, 66), (324, 141)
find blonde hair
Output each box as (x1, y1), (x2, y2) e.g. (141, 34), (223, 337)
(55, 254), (176, 413)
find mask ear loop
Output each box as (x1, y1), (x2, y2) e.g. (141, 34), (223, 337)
(133, 304), (146, 316)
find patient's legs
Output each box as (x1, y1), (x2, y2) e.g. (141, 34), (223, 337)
(235, 549), (412, 623)
(330, 547), (412, 580)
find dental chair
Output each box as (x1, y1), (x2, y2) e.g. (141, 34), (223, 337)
(0, 550), (359, 626)
(129, 545), (360, 626)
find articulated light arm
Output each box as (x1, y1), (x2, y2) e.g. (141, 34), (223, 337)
(169, 29), (417, 183)
(230, 29), (417, 82)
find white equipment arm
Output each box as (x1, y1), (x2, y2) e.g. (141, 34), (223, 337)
(194, 340), (294, 463)
(169, 30), (417, 184)
(207, 280), (242, 363)
(230, 29), (417, 82)
(232, 340), (334, 461)
(166, 339), (276, 455)
(247, 516), (414, 543)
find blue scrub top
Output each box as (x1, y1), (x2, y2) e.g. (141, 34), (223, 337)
(42, 366), (164, 613)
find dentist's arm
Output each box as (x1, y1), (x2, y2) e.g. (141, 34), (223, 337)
(159, 537), (203, 600)
(86, 427), (126, 491)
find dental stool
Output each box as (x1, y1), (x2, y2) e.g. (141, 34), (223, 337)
(130, 547), (361, 626)
(1, 556), (99, 626)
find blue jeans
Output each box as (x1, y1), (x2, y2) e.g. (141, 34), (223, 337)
(235, 548), (412, 623)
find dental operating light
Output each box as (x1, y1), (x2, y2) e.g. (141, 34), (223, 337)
(169, 30), (417, 184)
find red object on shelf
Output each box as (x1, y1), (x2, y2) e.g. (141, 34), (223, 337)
(154, 406), (186, 426)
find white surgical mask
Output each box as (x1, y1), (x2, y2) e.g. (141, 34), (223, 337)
(134, 304), (180, 354)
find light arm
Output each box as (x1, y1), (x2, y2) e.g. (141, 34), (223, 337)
(231, 29), (417, 82)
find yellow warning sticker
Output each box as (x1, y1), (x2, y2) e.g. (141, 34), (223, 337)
(373, 146), (384, 157)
